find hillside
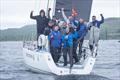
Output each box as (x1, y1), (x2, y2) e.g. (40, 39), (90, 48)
(0, 18), (120, 41)
(100, 18), (120, 39)
(0, 25), (37, 41)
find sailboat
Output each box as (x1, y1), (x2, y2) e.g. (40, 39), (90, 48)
(23, 0), (95, 75)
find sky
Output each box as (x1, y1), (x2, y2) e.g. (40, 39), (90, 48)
(0, 0), (120, 30)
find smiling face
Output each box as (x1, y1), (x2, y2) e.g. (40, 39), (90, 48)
(48, 20), (54, 27)
(79, 18), (84, 23)
(40, 12), (44, 17)
(63, 22), (67, 26)
(48, 22), (53, 27)
(39, 10), (45, 17)
(54, 26), (59, 31)
(92, 16), (96, 21)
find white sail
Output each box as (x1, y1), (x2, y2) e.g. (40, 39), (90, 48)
(34, 0), (56, 18)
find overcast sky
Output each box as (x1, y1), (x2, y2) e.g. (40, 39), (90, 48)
(0, 0), (120, 30)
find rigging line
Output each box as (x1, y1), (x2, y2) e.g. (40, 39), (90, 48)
(46, 0), (50, 16)
(52, 0), (56, 17)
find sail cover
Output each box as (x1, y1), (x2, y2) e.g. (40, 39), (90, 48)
(55, 0), (93, 21)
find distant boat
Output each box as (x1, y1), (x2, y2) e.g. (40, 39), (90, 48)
(23, 47), (96, 75)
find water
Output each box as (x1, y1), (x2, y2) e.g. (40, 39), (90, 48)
(0, 40), (120, 80)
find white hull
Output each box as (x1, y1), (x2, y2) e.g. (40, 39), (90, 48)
(23, 48), (96, 75)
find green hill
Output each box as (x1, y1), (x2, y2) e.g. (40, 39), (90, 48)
(100, 18), (120, 39)
(0, 24), (37, 41)
(0, 18), (120, 41)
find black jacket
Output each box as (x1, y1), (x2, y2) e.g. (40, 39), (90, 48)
(30, 14), (49, 34)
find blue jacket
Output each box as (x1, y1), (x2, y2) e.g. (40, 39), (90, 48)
(78, 23), (87, 38)
(72, 19), (87, 38)
(72, 31), (78, 39)
(62, 33), (74, 48)
(92, 15), (104, 28)
(78, 23), (87, 32)
(72, 31), (78, 46)
(49, 31), (62, 48)
(70, 19), (77, 29)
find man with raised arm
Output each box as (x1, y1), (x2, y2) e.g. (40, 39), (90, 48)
(30, 9), (51, 49)
(89, 14), (104, 57)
